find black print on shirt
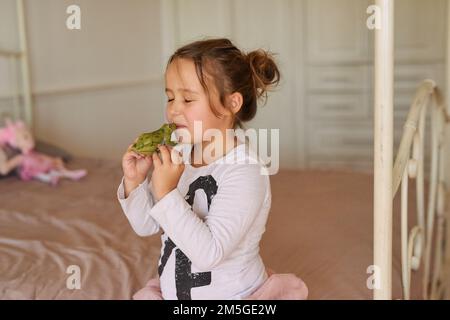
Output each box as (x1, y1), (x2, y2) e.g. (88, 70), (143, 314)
(174, 247), (212, 300)
(158, 237), (176, 277)
(185, 175), (218, 210)
(157, 175), (218, 300)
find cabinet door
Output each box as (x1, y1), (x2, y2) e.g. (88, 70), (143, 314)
(232, 0), (301, 168)
(173, 0), (232, 43)
(394, 0), (446, 62)
(306, 0), (371, 64)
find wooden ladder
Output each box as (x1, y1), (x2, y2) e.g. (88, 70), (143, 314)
(0, 0), (33, 130)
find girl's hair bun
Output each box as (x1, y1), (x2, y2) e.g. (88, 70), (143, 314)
(246, 49), (281, 104)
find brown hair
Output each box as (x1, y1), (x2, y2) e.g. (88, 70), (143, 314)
(166, 37), (281, 129)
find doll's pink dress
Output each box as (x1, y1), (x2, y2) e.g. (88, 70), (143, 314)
(19, 151), (56, 181)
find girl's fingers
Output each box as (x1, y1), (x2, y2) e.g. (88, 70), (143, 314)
(145, 156), (153, 165)
(152, 152), (161, 168)
(158, 145), (171, 164)
(170, 148), (183, 165)
(130, 151), (141, 159)
(124, 151), (136, 161)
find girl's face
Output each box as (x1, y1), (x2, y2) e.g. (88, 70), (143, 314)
(165, 58), (233, 145)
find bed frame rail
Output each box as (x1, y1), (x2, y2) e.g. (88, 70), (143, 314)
(392, 80), (450, 299)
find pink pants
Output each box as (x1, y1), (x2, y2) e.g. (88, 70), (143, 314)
(133, 268), (308, 300)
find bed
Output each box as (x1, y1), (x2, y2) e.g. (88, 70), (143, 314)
(0, 157), (424, 299)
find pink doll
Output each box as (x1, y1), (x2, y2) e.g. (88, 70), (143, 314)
(0, 118), (87, 186)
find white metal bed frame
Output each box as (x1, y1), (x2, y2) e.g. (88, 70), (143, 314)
(374, 0), (450, 300)
(1, 0), (449, 300)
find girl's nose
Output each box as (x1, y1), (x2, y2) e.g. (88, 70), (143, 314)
(168, 100), (183, 116)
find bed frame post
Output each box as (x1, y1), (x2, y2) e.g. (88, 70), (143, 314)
(373, 0), (394, 300)
(444, 0), (450, 298)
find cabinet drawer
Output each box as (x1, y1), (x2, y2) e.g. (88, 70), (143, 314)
(308, 123), (373, 158)
(308, 66), (370, 92)
(307, 93), (369, 120)
(395, 64), (444, 91)
(307, 121), (404, 158)
(308, 158), (373, 172)
(367, 63), (444, 92)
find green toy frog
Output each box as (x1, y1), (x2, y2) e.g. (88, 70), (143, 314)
(131, 123), (178, 156)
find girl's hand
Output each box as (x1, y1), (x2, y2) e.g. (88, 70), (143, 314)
(151, 144), (185, 201)
(122, 142), (153, 197)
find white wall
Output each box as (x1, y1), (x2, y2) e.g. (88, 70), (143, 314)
(13, 0), (165, 160)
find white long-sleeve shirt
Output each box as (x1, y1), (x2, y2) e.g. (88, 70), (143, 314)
(117, 141), (271, 300)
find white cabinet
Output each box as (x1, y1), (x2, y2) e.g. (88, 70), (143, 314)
(305, 0), (446, 171)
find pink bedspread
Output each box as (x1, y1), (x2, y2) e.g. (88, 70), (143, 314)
(0, 157), (423, 299)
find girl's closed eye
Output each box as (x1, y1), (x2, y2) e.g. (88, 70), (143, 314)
(166, 98), (193, 103)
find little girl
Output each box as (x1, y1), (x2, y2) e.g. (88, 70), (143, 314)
(117, 38), (307, 300)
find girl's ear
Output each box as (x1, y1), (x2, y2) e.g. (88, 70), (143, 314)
(228, 92), (243, 115)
